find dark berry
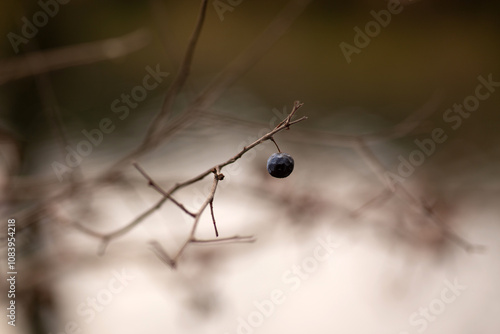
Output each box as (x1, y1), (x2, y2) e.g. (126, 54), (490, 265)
(267, 153), (294, 178)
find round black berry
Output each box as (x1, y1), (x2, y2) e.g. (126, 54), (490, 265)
(267, 153), (294, 178)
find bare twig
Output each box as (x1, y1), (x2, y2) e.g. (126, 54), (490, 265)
(68, 102), (307, 264)
(146, 0), (209, 145)
(360, 89), (443, 144)
(150, 241), (176, 269)
(149, 0), (182, 68)
(191, 235), (256, 244)
(104, 0), (313, 175)
(209, 200), (219, 237)
(185, 0), (313, 112)
(2, 0), (481, 270)
(282, 90), (443, 149)
(270, 137), (281, 153)
(0, 28), (150, 85)
(350, 188), (393, 218)
(31, 50), (84, 188)
(132, 162), (196, 217)
(353, 137), (481, 252)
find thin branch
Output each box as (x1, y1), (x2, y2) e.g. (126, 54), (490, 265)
(149, 0), (182, 68)
(0, 28), (150, 85)
(150, 241), (176, 269)
(183, 0), (313, 113)
(191, 235), (256, 244)
(350, 188), (393, 218)
(283, 91), (443, 149)
(103, 0), (313, 175)
(275, 101), (304, 129)
(361, 89), (443, 144)
(146, 0), (209, 145)
(66, 102), (307, 260)
(3, 0), (478, 267)
(353, 137), (482, 252)
(32, 53), (83, 187)
(101, 196), (169, 241)
(353, 138), (397, 191)
(270, 137), (281, 153)
(132, 162), (196, 217)
(174, 167), (223, 262)
(8, 101), (308, 242)
(209, 200), (219, 237)
(219, 103), (306, 169)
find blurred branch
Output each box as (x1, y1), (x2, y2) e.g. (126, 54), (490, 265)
(204, 89), (442, 148)
(133, 162), (196, 217)
(146, 0), (209, 144)
(350, 188), (392, 219)
(353, 137), (482, 252)
(104, 0), (313, 175)
(149, 0), (182, 68)
(33, 55), (84, 187)
(1, 0), (481, 267)
(74, 101), (306, 266)
(286, 90), (444, 148)
(149, 241), (176, 268)
(361, 89), (443, 143)
(202, 91), (483, 253)
(187, 0), (313, 112)
(0, 28), (151, 85)
(190, 236), (256, 244)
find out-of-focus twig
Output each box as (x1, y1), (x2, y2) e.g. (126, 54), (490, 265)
(146, 0), (209, 144)
(0, 28), (151, 85)
(74, 101), (306, 266)
(104, 0), (314, 175)
(32, 52), (83, 187)
(353, 137), (482, 252)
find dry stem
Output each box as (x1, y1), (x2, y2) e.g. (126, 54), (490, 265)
(74, 101), (306, 266)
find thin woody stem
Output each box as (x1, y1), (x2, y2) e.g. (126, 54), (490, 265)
(270, 137), (281, 153)
(70, 102), (306, 264)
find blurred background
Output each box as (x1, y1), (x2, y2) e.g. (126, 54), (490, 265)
(1, 0), (500, 333)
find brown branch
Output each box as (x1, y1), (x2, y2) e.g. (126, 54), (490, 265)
(219, 102), (305, 168)
(149, 241), (176, 269)
(103, 0), (313, 175)
(67, 102), (306, 262)
(209, 200), (219, 237)
(95, 196), (169, 242)
(269, 137), (281, 153)
(0, 28), (150, 85)
(353, 138), (397, 191)
(5, 1), (311, 247)
(353, 137), (482, 252)
(350, 188), (393, 218)
(184, 0), (313, 113)
(4, 0), (474, 268)
(149, 235), (255, 269)
(282, 90), (443, 149)
(171, 167), (222, 262)
(132, 162), (196, 217)
(191, 235), (256, 244)
(149, 0), (182, 68)
(146, 0), (209, 145)
(32, 54), (84, 187)
(360, 89), (443, 144)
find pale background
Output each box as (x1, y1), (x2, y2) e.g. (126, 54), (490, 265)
(1, 1), (499, 333)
